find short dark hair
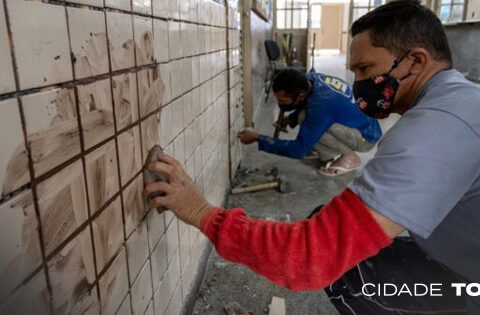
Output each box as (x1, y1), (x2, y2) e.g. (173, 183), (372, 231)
(272, 69), (309, 97)
(351, 0), (452, 65)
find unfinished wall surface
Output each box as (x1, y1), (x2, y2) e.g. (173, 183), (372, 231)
(445, 23), (480, 82)
(250, 10), (273, 117)
(0, 0), (243, 314)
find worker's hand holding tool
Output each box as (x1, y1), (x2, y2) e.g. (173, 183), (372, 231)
(272, 115), (289, 133)
(145, 153), (212, 228)
(238, 129), (260, 144)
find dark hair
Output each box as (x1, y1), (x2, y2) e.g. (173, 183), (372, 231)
(351, 0), (452, 65)
(272, 69), (309, 97)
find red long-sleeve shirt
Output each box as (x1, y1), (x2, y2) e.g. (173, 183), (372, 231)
(199, 188), (392, 291)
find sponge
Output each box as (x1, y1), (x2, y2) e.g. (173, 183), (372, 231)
(143, 145), (169, 213)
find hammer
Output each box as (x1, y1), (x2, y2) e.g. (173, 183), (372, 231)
(273, 110), (289, 138)
(231, 175), (290, 195)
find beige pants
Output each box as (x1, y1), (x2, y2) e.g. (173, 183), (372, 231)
(313, 123), (375, 161)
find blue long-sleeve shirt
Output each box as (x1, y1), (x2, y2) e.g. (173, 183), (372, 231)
(258, 73), (382, 159)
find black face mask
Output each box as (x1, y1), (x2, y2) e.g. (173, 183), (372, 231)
(278, 93), (306, 112)
(353, 52), (411, 119)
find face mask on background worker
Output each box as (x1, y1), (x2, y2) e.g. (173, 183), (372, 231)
(353, 51), (413, 119)
(278, 92), (307, 112)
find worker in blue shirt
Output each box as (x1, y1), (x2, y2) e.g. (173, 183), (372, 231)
(238, 69), (382, 176)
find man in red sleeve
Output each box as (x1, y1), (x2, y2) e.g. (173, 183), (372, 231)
(145, 0), (480, 313)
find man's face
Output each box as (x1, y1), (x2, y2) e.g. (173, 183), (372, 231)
(274, 90), (307, 110)
(349, 31), (414, 110)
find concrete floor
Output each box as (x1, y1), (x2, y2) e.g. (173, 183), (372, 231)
(190, 54), (399, 315)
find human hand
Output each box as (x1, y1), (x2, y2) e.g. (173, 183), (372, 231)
(237, 130), (260, 144)
(145, 154), (212, 228)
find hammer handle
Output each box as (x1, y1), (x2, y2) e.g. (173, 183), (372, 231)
(273, 110), (285, 138)
(231, 181), (279, 195)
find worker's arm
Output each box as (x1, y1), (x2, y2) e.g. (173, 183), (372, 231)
(145, 155), (404, 291)
(257, 110), (333, 159)
(199, 190), (400, 291)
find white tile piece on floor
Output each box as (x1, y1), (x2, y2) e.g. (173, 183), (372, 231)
(130, 260), (153, 315)
(153, 19), (169, 63)
(0, 190), (42, 305)
(66, 0), (104, 7)
(132, 0), (152, 15)
(106, 11), (135, 71)
(152, 0), (169, 18)
(22, 88), (81, 177)
(0, 0), (15, 94)
(67, 7), (109, 79)
(0, 270), (51, 315)
(105, 0), (131, 11)
(0, 98), (29, 198)
(7, 0), (72, 90)
(133, 16), (154, 66)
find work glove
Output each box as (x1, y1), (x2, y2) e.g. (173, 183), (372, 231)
(145, 153), (212, 228)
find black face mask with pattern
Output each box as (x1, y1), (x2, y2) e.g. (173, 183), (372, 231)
(278, 93), (307, 112)
(353, 52), (411, 119)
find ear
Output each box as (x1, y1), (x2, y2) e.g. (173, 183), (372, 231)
(407, 48), (429, 75)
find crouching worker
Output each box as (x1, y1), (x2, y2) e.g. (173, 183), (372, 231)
(238, 69), (382, 176)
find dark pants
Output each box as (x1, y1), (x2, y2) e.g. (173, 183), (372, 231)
(307, 206), (469, 315)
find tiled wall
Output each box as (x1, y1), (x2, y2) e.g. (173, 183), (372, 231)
(0, 0), (244, 314)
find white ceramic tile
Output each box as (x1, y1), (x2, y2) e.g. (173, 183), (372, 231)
(126, 222), (149, 284)
(152, 0), (169, 18)
(157, 63), (171, 104)
(0, 98), (29, 198)
(150, 234), (168, 291)
(112, 72), (139, 131)
(77, 78), (115, 149)
(67, 0), (104, 7)
(165, 217), (179, 261)
(37, 160), (89, 255)
(153, 19), (169, 63)
(117, 126), (142, 187)
(130, 260), (153, 315)
(168, 0), (180, 19)
(22, 88), (81, 177)
(182, 58), (193, 93)
(0, 1), (15, 94)
(132, 0), (152, 15)
(115, 294), (132, 315)
(0, 190), (42, 304)
(106, 0), (131, 11)
(140, 113), (160, 160)
(153, 271), (173, 315)
(92, 197), (124, 271)
(123, 174), (147, 236)
(145, 300), (154, 315)
(8, 0), (72, 89)
(48, 227), (99, 315)
(165, 282), (182, 315)
(146, 210), (166, 250)
(0, 270), (50, 315)
(170, 97), (185, 138)
(85, 140), (120, 214)
(68, 7), (109, 79)
(107, 12), (135, 71)
(170, 60), (183, 99)
(137, 68), (165, 118)
(173, 132), (185, 165)
(168, 21), (181, 60)
(98, 248), (129, 315)
(134, 16), (154, 66)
